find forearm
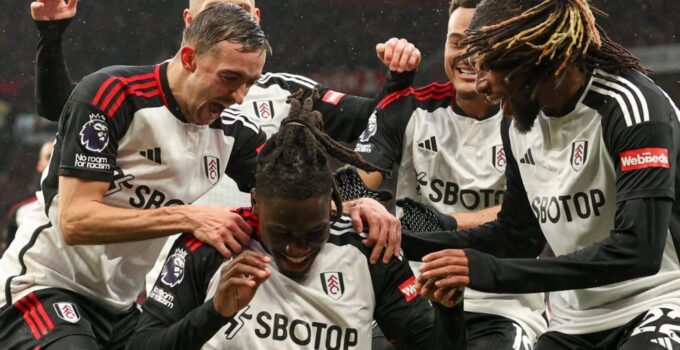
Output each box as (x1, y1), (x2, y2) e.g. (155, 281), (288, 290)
(452, 205), (500, 230)
(128, 300), (231, 350)
(402, 217), (545, 262)
(467, 197), (671, 293)
(60, 201), (196, 245)
(35, 19), (76, 121)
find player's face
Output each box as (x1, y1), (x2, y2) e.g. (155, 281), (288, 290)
(257, 195), (332, 280)
(183, 41), (265, 125)
(475, 67), (539, 132)
(444, 7), (478, 97)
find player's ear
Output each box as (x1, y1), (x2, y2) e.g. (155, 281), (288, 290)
(252, 7), (261, 24)
(182, 8), (193, 27)
(180, 46), (197, 73)
(251, 188), (258, 214)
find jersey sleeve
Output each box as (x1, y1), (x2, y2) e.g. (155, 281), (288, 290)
(315, 70), (415, 143)
(353, 95), (414, 170)
(34, 18), (76, 122)
(129, 234), (230, 350)
(601, 98), (676, 201)
(57, 78), (134, 181)
(221, 110), (267, 192)
(371, 256), (466, 349)
(465, 197), (672, 293)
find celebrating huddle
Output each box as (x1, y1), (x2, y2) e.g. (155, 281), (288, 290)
(1, 0), (679, 349)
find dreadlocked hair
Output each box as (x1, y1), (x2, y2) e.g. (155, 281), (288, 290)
(255, 89), (387, 220)
(458, 0), (648, 89)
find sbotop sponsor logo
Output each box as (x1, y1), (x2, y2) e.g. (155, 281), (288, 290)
(620, 148), (670, 172)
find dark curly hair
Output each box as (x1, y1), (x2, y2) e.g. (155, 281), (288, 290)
(255, 90), (386, 219)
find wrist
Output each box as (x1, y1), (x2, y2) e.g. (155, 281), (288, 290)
(211, 298), (238, 319)
(164, 205), (200, 233)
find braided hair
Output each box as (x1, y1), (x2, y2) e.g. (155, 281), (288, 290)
(458, 0), (647, 90)
(255, 90), (387, 219)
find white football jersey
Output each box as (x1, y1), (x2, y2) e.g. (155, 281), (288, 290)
(355, 81), (547, 338)
(0, 62), (265, 311)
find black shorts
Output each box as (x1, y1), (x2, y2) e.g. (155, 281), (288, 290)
(466, 311), (535, 350)
(536, 307), (680, 350)
(371, 311), (535, 350)
(0, 288), (140, 350)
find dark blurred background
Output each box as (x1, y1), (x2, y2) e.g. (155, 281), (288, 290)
(0, 0), (679, 227)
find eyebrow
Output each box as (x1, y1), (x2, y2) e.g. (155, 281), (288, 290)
(218, 69), (259, 81)
(448, 32), (466, 41)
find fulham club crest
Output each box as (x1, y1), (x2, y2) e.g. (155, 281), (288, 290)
(320, 272), (345, 300)
(492, 145), (506, 172)
(570, 140), (588, 171)
(54, 302), (80, 323)
(203, 156), (220, 185)
(253, 100), (274, 120)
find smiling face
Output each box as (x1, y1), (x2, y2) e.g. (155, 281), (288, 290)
(475, 67), (539, 132)
(181, 41), (265, 125)
(256, 195), (332, 280)
(444, 7), (478, 99)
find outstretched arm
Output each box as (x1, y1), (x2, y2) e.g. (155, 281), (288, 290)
(420, 197), (671, 294)
(32, 0), (78, 121)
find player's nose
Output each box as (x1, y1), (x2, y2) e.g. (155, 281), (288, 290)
(231, 84), (247, 105)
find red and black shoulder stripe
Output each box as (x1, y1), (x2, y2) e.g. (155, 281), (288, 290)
(84, 65), (166, 118)
(377, 81), (454, 112)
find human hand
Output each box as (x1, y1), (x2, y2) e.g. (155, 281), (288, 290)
(213, 251), (271, 317)
(417, 249), (470, 304)
(376, 37), (421, 73)
(30, 0), (78, 21)
(345, 198), (401, 264)
(416, 274), (464, 308)
(334, 167), (392, 202)
(396, 198), (458, 232)
(188, 206), (253, 258)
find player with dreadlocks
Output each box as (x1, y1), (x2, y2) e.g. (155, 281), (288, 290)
(128, 92), (467, 350)
(401, 0), (680, 349)
(354, 1), (546, 349)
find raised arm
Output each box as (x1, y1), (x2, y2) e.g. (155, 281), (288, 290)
(32, 0), (78, 121)
(316, 37), (420, 142)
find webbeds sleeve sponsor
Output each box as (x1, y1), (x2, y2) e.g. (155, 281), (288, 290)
(398, 275), (418, 302)
(619, 147), (670, 172)
(321, 90), (345, 106)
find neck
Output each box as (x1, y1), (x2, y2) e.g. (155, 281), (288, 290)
(167, 56), (192, 120)
(456, 93), (496, 120)
(535, 66), (586, 115)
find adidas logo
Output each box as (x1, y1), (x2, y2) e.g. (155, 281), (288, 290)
(418, 136), (438, 152)
(519, 149), (535, 165)
(651, 336), (673, 349)
(139, 147), (162, 164)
